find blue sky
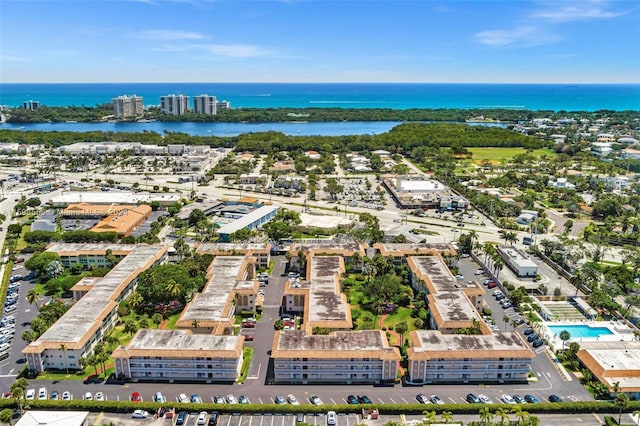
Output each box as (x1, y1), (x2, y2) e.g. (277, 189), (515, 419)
(1, 0), (639, 83)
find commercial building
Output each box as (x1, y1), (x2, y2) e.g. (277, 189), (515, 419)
(23, 244), (168, 374)
(160, 94), (190, 115)
(497, 246), (538, 277)
(175, 256), (258, 335)
(270, 330), (400, 385)
(193, 94), (217, 115)
(112, 95), (143, 118)
(576, 341), (640, 400)
(61, 203), (137, 218)
(90, 204), (152, 237)
(382, 175), (468, 211)
(216, 205), (280, 242)
(112, 329), (244, 382)
(406, 330), (535, 384)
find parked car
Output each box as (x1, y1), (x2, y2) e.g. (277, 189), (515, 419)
(176, 411), (187, 426)
(274, 395), (286, 404)
(239, 395), (249, 404)
(132, 410), (149, 419)
(192, 394), (203, 404)
(346, 394), (359, 404)
(532, 339), (545, 348)
(287, 394), (299, 405)
(131, 392), (141, 402)
(178, 393), (189, 403)
(524, 395), (540, 403)
(357, 395), (372, 404)
(466, 393), (481, 404)
(244, 334), (254, 341)
(214, 395), (224, 404)
(549, 394), (563, 403)
(500, 394), (516, 404)
(416, 394), (430, 404)
(310, 395), (324, 405)
(523, 328), (535, 335)
(50, 391), (59, 400)
(225, 394), (237, 404)
(95, 392), (104, 401)
(209, 412), (219, 426)
(296, 413), (305, 423)
(154, 392), (165, 403)
(83, 392), (92, 401)
(513, 395), (526, 404)
(487, 282), (498, 289)
(474, 269), (484, 275)
(37, 387), (47, 400)
(326, 411), (337, 426)
(197, 411), (208, 425)
(478, 394), (493, 404)
(527, 334), (540, 342)
(62, 391), (71, 401)
(501, 302), (513, 309)
(430, 395), (444, 405)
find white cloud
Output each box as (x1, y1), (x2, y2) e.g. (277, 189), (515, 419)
(474, 26), (559, 47)
(150, 42), (274, 58)
(132, 29), (206, 40)
(0, 54), (27, 62)
(531, 0), (626, 22)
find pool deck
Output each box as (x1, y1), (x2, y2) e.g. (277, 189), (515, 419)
(535, 320), (636, 352)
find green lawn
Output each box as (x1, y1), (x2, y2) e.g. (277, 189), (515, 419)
(163, 313), (180, 330)
(467, 147), (556, 163)
(382, 307), (416, 331)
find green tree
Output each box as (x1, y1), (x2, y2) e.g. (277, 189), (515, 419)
(274, 319), (284, 330)
(559, 329), (571, 350)
(26, 289), (40, 311)
(0, 407), (13, 425)
(394, 321), (408, 346)
(615, 393), (630, 424)
(152, 313), (163, 328)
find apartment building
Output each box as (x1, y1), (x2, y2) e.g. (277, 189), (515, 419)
(193, 94), (217, 115)
(160, 94), (190, 116)
(271, 330), (400, 385)
(374, 242), (456, 267)
(112, 95), (143, 118)
(406, 330), (534, 384)
(112, 329), (244, 382)
(195, 242), (271, 268)
(23, 244), (167, 374)
(175, 256), (258, 335)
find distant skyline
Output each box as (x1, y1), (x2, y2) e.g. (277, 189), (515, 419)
(1, 0), (639, 84)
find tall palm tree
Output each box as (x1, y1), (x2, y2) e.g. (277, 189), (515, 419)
(26, 289), (40, 312)
(615, 393), (630, 425)
(166, 279), (180, 299)
(559, 330), (571, 350)
(58, 344), (68, 374)
(479, 406), (494, 425)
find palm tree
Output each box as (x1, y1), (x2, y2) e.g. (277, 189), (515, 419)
(503, 314), (510, 332)
(26, 289), (40, 311)
(166, 279), (180, 299)
(495, 407), (510, 426)
(422, 411), (438, 425)
(559, 330), (571, 350)
(439, 411), (454, 424)
(59, 344), (68, 374)
(494, 259), (504, 279)
(615, 393), (630, 425)
(479, 406), (494, 425)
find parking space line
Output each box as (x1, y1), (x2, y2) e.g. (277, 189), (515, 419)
(400, 397), (408, 403)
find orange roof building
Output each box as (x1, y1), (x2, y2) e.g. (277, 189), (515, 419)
(61, 203), (137, 218)
(90, 205), (152, 237)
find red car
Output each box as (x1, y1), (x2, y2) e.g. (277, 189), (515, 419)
(244, 335), (254, 341)
(131, 392), (142, 402)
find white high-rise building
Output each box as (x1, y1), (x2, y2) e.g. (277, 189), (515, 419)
(193, 94), (217, 115)
(112, 95), (143, 118)
(160, 94), (190, 115)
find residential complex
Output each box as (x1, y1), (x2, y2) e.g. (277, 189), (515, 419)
(23, 244), (168, 374)
(112, 95), (143, 119)
(160, 94), (190, 116)
(193, 94), (217, 115)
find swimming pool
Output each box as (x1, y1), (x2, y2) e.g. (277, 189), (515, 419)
(548, 324), (614, 339)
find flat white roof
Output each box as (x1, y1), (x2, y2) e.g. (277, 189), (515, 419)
(217, 205), (280, 235)
(308, 256), (349, 323)
(16, 410), (89, 426)
(399, 180), (444, 192)
(52, 191), (180, 205)
(499, 246), (538, 268)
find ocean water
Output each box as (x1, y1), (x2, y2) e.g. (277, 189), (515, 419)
(1, 83), (639, 112)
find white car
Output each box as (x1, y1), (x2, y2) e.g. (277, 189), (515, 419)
(25, 389), (35, 400)
(474, 269), (485, 275)
(478, 394), (493, 404)
(287, 394), (299, 405)
(83, 392), (93, 401)
(62, 391), (71, 401)
(326, 411), (337, 426)
(132, 410), (149, 419)
(178, 393), (189, 403)
(95, 392), (105, 401)
(500, 394), (516, 404)
(197, 412), (208, 425)
(226, 394), (237, 404)
(37, 387), (47, 400)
